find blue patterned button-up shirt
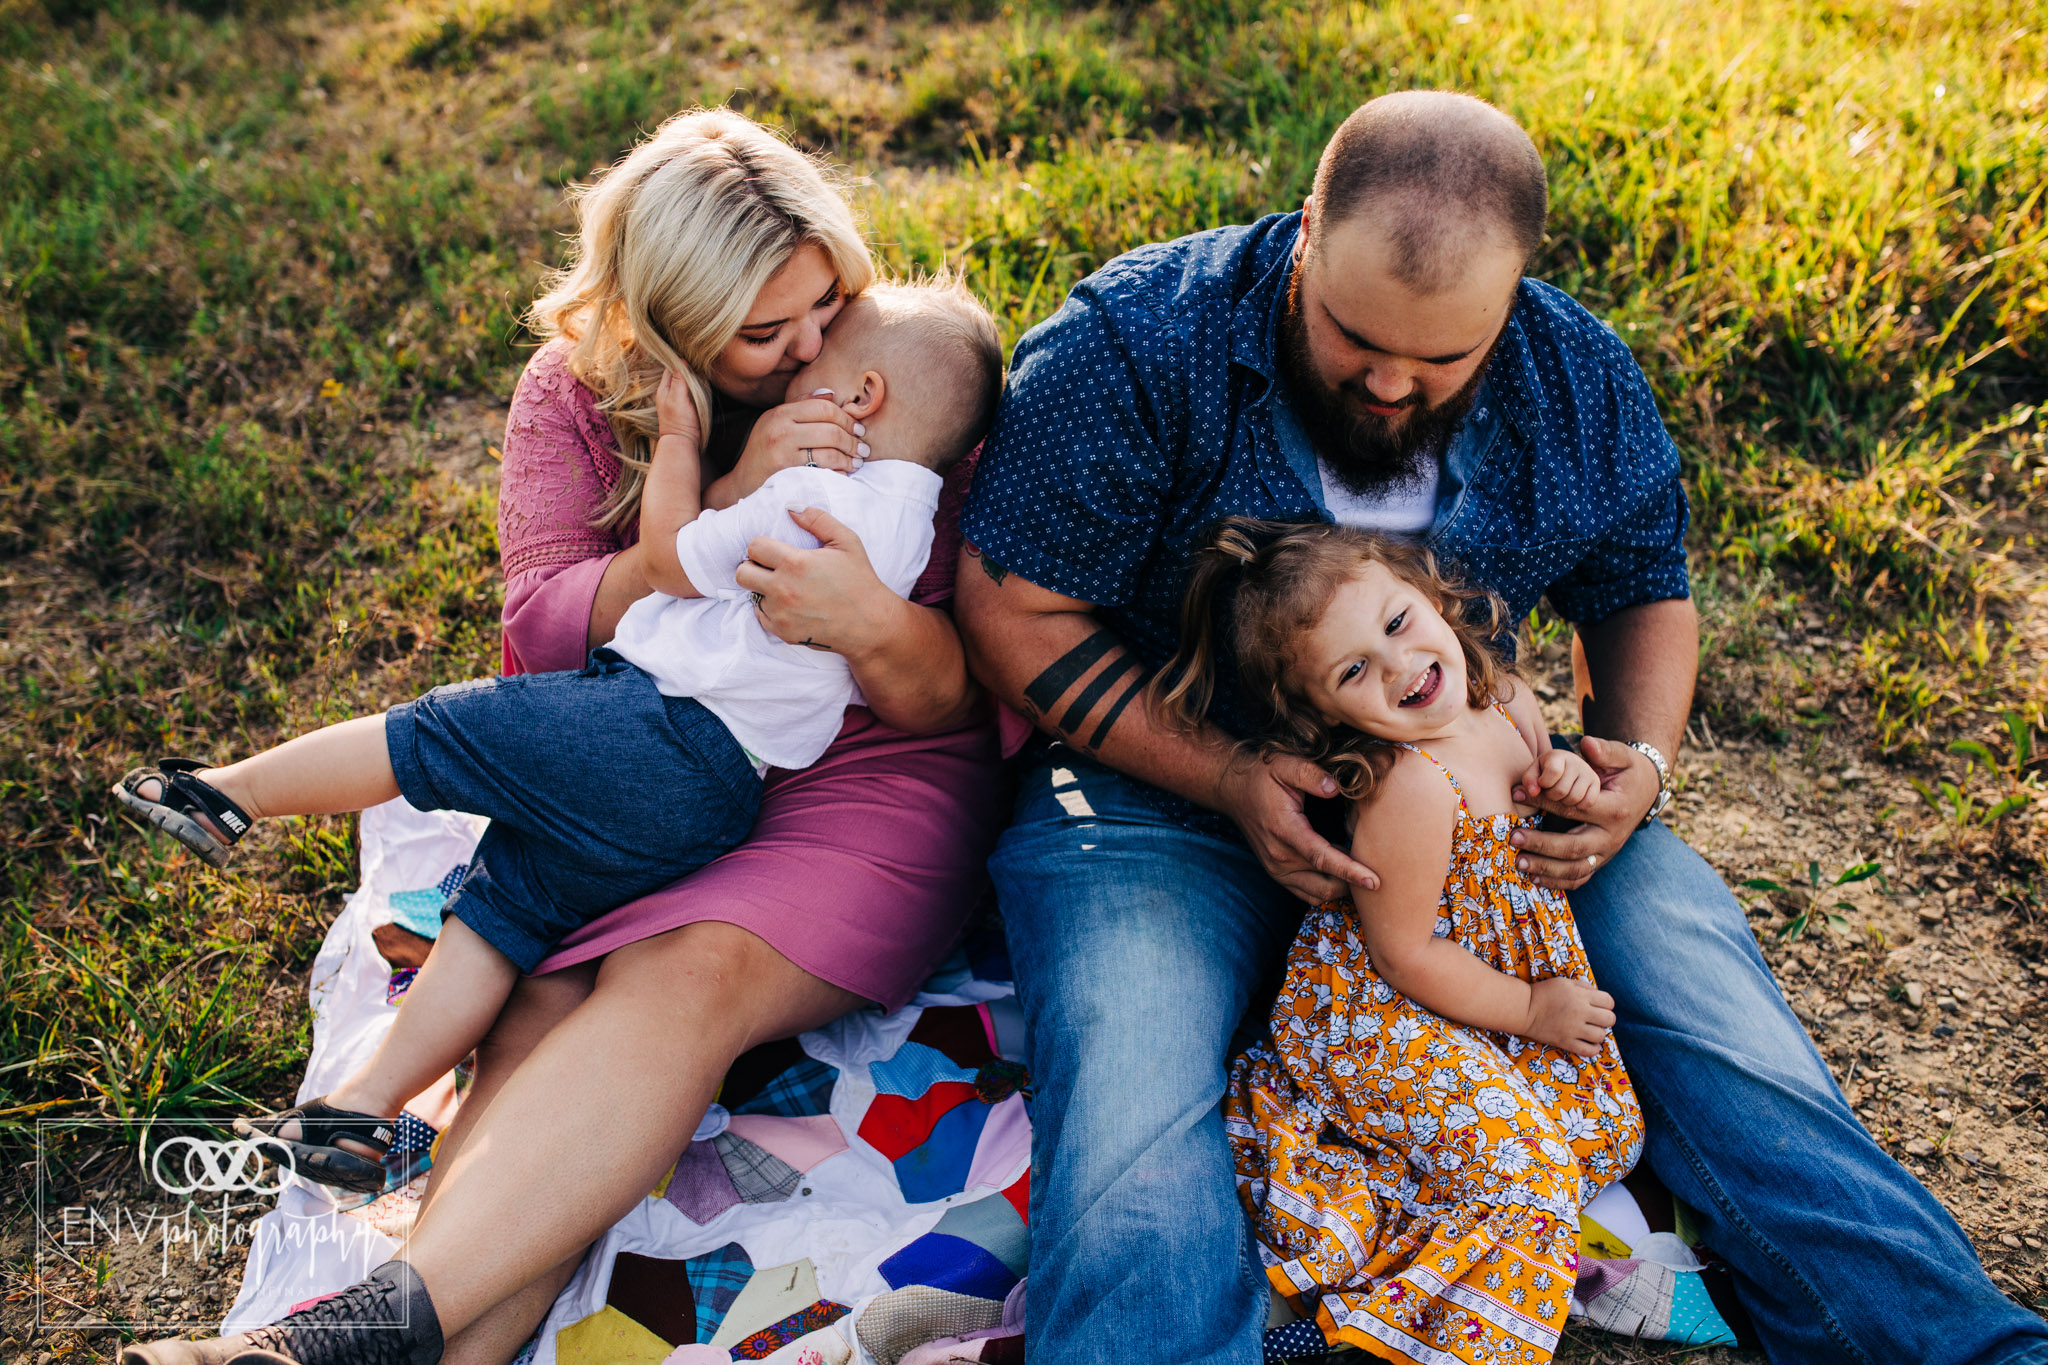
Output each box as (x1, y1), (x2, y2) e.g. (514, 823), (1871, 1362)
(962, 211), (1690, 784)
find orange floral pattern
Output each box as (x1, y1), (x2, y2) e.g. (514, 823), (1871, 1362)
(1225, 745), (1643, 1365)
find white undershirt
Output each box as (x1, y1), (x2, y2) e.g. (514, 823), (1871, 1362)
(1317, 454), (1440, 535)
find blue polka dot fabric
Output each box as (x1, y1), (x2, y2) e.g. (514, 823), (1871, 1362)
(961, 210), (1691, 767)
(1263, 1317), (1329, 1360)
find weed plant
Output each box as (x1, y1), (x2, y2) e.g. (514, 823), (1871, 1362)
(1, 0), (2043, 1137)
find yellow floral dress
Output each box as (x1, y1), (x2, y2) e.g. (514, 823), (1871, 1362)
(1223, 734), (1644, 1365)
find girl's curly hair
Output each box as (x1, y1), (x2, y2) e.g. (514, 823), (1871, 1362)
(1151, 518), (1518, 801)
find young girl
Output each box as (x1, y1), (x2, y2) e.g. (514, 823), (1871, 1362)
(1157, 519), (1644, 1365)
(110, 281), (1002, 1194)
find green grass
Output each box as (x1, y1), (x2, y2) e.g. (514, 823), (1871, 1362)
(0, 0), (2042, 1145)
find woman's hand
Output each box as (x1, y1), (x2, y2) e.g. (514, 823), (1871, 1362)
(656, 370), (706, 450)
(737, 506), (980, 733)
(704, 390), (869, 509)
(735, 506), (893, 657)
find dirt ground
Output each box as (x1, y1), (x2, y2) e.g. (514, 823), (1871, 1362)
(1533, 623), (2048, 1361)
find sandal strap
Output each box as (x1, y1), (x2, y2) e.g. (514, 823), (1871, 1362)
(250, 1098), (395, 1154)
(156, 759), (254, 844)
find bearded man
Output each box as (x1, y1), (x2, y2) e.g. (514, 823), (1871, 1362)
(956, 91), (2047, 1365)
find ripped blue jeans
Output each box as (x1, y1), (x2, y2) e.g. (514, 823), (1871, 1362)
(991, 750), (2048, 1365)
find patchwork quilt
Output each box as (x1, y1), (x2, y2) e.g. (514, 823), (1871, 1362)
(222, 799), (1750, 1365)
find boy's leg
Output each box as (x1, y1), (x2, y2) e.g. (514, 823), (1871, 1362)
(267, 918), (521, 1153)
(135, 714), (398, 838)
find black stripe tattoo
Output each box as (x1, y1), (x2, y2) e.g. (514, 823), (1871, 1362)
(1023, 631), (1118, 716)
(1057, 653), (1142, 736)
(1087, 671), (1150, 750)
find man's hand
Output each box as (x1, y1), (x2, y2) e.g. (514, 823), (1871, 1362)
(1507, 736), (1658, 891)
(1214, 752), (1380, 904)
(1522, 976), (1617, 1057)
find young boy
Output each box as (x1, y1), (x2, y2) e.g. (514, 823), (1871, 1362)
(112, 280), (1003, 1191)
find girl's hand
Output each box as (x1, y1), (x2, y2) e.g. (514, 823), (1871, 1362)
(735, 506), (892, 658)
(1530, 748), (1599, 816)
(1524, 977), (1616, 1057)
(656, 370), (706, 450)
(708, 390), (868, 506)
(1509, 736), (1659, 890)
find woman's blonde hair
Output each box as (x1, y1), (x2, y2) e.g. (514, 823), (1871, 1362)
(1152, 518), (1518, 801)
(529, 107), (875, 530)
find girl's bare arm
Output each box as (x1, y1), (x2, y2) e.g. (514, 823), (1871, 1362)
(1350, 755), (1537, 1032)
(1349, 752), (1615, 1056)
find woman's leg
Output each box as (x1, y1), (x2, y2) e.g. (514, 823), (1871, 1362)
(401, 919), (862, 1350)
(411, 964), (598, 1365)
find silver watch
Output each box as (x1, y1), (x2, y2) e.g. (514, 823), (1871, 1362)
(1627, 740), (1673, 827)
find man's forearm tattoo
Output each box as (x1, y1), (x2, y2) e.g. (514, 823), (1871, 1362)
(1023, 631), (1116, 716)
(966, 544), (1008, 586)
(1022, 628), (1151, 752)
(1087, 671), (1149, 750)
(1058, 652), (1141, 734)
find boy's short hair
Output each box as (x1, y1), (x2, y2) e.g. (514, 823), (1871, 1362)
(847, 277), (1004, 470)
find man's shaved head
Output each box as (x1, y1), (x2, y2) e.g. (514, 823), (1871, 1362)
(1307, 91), (1547, 293)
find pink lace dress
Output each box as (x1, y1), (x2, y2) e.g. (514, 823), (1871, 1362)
(495, 341), (1006, 1009)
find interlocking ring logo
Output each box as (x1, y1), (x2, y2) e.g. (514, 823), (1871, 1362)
(146, 1134), (294, 1195)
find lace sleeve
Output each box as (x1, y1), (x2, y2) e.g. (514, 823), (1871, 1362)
(497, 343), (632, 672)
(498, 341), (628, 579)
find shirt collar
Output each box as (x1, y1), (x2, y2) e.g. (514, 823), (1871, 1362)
(1227, 212), (1305, 396)
(1479, 284), (1543, 445)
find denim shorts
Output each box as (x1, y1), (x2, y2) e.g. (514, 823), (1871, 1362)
(384, 649), (762, 972)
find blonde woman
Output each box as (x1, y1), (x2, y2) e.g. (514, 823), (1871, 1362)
(124, 109), (1007, 1365)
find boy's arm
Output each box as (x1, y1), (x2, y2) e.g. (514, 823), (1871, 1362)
(640, 373), (706, 599)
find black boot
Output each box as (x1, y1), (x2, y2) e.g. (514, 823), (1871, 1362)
(120, 1260), (443, 1365)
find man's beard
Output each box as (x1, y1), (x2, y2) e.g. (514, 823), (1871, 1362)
(1278, 270), (1492, 498)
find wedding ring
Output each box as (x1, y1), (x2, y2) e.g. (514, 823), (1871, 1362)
(802, 448), (816, 467)
(750, 591), (765, 609)
(1587, 854), (1600, 868)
